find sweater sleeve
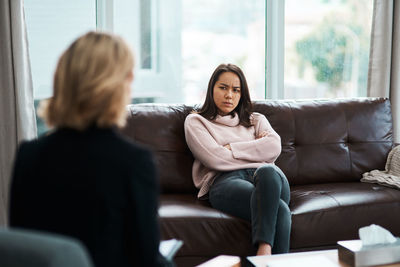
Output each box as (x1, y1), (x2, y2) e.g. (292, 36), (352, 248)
(184, 114), (256, 171)
(229, 113), (281, 163)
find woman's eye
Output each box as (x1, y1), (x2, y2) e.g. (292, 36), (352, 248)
(219, 87), (226, 90)
(234, 89), (240, 93)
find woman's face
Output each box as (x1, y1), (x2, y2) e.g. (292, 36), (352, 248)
(213, 71), (241, 116)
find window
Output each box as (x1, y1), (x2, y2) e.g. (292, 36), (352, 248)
(24, 0), (96, 99)
(24, 0), (96, 135)
(114, 0), (265, 104)
(114, 0), (182, 103)
(180, 0), (266, 103)
(24, 0), (373, 135)
(284, 0), (373, 99)
(25, 0), (265, 106)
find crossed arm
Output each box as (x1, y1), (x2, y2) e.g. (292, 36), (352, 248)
(184, 113), (281, 171)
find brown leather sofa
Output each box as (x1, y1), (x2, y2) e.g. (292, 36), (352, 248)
(121, 98), (400, 266)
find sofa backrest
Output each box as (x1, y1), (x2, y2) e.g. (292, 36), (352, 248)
(121, 98), (393, 193)
(252, 98), (393, 185)
(121, 104), (197, 194)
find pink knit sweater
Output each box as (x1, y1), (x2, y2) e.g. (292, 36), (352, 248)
(184, 112), (281, 198)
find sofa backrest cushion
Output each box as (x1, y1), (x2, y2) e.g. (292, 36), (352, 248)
(121, 104), (197, 193)
(121, 98), (393, 193)
(253, 98), (393, 185)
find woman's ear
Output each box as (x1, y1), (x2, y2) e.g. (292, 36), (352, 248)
(124, 71), (134, 98)
(127, 70), (134, 83)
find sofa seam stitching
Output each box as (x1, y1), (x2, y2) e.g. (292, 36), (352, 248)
(345, 104), (354, 177)
(292, 201), (400, 216)
(288, 102), (299, 183)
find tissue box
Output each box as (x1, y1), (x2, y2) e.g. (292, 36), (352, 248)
(337, 238), (400, 266)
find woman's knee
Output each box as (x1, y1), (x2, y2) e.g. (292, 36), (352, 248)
(254, 165), (282, 188)
(255, 165), (290, 201)
(278, 200), (291, 226)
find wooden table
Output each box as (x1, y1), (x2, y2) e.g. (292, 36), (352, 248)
(247, 249), (400, 267)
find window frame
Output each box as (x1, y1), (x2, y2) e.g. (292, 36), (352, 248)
(266, 0), (285, 99)
(97, 0), (182, 102)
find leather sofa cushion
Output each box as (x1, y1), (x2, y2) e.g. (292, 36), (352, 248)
(122, 105), (197, 194)
(159, 182), (400, 255)
(290, 182), (400, 248)
(253, 98), (393, 185)
(159, 195), (255, 257)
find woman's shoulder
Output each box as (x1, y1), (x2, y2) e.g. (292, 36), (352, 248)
(250, 112), (267, 123)
(15, 139), (39, 161)
(184, 113), (210, 126)
(185, 112), (203, 120)
(12, 135), (56, 173)
(17, 133), (55, 159)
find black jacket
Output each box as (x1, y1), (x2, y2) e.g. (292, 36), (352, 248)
(9, 126), (163, 267)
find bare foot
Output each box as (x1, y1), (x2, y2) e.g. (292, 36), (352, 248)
(256, 242), (272, 256)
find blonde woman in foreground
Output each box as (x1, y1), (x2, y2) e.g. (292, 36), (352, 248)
(9, 32), (171, 267)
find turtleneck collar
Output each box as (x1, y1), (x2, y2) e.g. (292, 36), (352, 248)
(214, 112), (240, 127)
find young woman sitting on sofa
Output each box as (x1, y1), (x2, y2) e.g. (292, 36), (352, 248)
(9, 31), (171, 267)
(184, 63), (291, 255)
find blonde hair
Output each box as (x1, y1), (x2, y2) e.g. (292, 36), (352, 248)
(38, 31), (134, 130)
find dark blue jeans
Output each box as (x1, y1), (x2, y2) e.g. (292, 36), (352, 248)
(209, 165), (291, 254)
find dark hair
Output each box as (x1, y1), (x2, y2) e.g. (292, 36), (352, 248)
(198, 63), (253, 127)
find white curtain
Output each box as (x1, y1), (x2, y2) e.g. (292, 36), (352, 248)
(0, 0), (37, 226)
(368, 0), (400, 142)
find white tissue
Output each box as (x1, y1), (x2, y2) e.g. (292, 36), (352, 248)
(358, 224), (397, 246)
